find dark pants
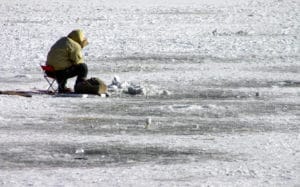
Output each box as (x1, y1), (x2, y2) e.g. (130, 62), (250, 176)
(55, 63), (88, 91)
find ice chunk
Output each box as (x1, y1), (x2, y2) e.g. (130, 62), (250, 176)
(75, 148), (85, 154)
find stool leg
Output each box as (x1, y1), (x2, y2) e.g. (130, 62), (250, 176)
(44, 76), (57, 92)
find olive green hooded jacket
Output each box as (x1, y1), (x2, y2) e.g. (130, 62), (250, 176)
(46, 30), (88, 71)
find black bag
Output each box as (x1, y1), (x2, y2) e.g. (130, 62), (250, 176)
(74, 77), (107, 95)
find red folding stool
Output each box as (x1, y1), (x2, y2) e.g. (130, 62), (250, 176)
(40, 65), (57, 92)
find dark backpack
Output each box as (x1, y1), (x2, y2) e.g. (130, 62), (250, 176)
(74, 77), (107, 95)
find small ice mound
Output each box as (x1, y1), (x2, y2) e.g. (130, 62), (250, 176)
(161, 90), (171, 96)
(235, 30), (248, 36)
(143, 85), (172, 97)
(107, 75), (144, 95)
(74, 148), (88, 160)
(112, 75), (121, 88)
(107, 76), (171, 96)
(145, 117), (152, 129)
(108, 75), (128, 92)
(75, 148), (85, 154)
(127, 85), (144, 95)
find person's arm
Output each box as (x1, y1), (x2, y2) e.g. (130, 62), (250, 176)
(69, 46), (83, 65)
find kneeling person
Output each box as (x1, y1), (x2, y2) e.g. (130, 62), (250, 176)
(46, 29), (89, 93)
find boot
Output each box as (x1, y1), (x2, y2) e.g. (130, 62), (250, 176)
(58, 87), (72, 93)
(58, 80), (72, 93)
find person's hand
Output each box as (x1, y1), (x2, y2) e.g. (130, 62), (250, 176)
(81, 38), (89, 48)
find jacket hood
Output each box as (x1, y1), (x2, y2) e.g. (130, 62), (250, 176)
(67, 30), (88, 48)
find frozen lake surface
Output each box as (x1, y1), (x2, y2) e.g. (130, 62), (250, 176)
(0, 0), (299, 186)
